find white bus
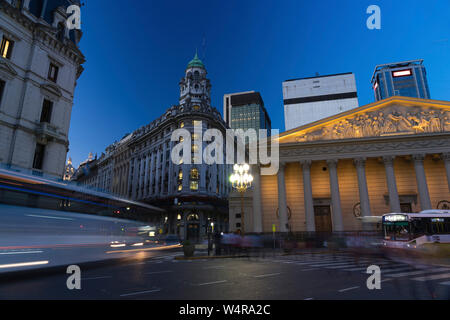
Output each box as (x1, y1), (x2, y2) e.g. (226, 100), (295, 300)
(382, 210), (450, 250)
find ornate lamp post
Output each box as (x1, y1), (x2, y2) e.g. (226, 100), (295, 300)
(230, 164), (253, 235)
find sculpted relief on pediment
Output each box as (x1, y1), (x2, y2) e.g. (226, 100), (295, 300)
(295, 105), (450, 142)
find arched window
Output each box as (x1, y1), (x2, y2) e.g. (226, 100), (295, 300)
(194, 71), (200, 79)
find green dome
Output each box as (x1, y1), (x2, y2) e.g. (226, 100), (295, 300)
(187, 52), (205, 69)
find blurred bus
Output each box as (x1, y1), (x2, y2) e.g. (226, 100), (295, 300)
(0, 168), (165, 247)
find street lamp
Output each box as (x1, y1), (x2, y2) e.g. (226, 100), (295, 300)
(230, 163), (253, 235)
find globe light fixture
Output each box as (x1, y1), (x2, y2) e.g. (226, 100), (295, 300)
(230, 163), (253, 235)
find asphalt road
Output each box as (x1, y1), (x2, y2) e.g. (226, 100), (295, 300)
(0, 250), (449, 300)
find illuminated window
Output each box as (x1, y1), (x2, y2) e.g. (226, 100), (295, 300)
(179, 136), (184, 142)
(1, 36), (14, 59)
(193, 105), (200, 111)
(48, 63), (59, 83)
(178, 183), (182, 191)
(192, 133), (200, 140)
(190, 168), (199, 180)
(190, 181), (198, 191)
(178, 170), (183, 180)
(193, 120), (202, 127)
(179, 121), (184, 128)
(192, 144), (199, 153)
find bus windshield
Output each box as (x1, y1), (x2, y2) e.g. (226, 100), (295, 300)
(384, 222), (410, 241)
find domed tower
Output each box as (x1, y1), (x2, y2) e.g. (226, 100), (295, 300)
(179, 52), (212, 107)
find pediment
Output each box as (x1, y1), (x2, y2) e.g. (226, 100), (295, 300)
(279, 97), (450, 144)
(40, 83), (62, 98)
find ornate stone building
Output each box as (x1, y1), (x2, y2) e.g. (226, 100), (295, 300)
(230, 96), (450, 233)
(74, 54), (231, 240)
(0, 0), (85, 177)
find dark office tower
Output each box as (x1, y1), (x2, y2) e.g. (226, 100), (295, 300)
(223, 91), (271, 136)
(371, 60), (431, 101)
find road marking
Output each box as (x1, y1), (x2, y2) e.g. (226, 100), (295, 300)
(325, 264), (362, 269)
(254, 273), (281, 278)
(120, 289), (161, 297)
(0, 250), (43, 255)
(304, 297), (314, 300)
(310, 261), (364, 267)
(0, 260), (49, 269)
(83, 276), (112, 280)
(145, 270), (173, 275)
(411, 272), (450, 282)
(26, 214), (74, 221)
(387, 268), (450, 278)
(300, 268), (318, 272)
(338, 286), (360, 293)
(439, 281), (450, 286)
(202, 266), (225, 269)
(197, 280), (228, 286)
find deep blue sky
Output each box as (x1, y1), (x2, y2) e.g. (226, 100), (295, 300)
(68, 0), (450, 167)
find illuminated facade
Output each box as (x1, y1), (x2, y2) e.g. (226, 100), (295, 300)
(230, 97), (450, 233)
(73, 54), (231, 241)
(0, 0), (84, 177)
(371, 60), (430, 101)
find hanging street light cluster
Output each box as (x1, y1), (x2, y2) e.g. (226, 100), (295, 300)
(230, 164), (254, 193)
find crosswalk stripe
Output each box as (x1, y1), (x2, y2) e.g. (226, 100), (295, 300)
(411, 272), (450, 281)
(325, 264), (361, 269)
(387, 268), (450, 278)
(309, 261), (366, 267)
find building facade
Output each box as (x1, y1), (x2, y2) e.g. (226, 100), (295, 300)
(283, 73), (359, 130)
(371, 59), (430, 101)
(230, 97), (450, 233)
(74, 54), (232, 241)
(223, 91), (271, 134)
(0, 0), (85, 177)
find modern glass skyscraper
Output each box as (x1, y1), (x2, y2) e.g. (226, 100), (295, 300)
(371, 60), (431, 101)
(223, 91), (271, 134)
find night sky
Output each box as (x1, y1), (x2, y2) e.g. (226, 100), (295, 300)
(68, 0), (450, 167)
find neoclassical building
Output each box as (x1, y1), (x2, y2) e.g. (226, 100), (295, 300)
(0, 0), (85, 177)
(230, 96), (450, 233)
(74, 54), (231, 240)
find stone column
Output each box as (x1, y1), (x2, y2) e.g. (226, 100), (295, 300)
(138, 157), (144, 199)
(252, 165), (263, 233)
(144, 155), (150, 198)
(131, 157), (138, 199)
(301, 160), (315, 232)
(167, 141), (175, 194)
(413, 154), (432, 210)
(443, 153), (450, 193)
(383, 156), (401, 213)
(277, 163), (289, 232)
(354, 157), (372, 217)
(155, 148), (161, 195)
(149, 152), (155, 196)
(327, 159), (344, 231)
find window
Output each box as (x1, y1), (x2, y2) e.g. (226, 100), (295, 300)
(40, 99), (53, 123)
(48, 63), (59, 82)
(179, 121), (184, 128)
(32, 143), (45, 170)
(190, 180), (198, 191)
(0, 80), (5, 105)
(1, 36), (14, 59)
(190, 168), (199, 180)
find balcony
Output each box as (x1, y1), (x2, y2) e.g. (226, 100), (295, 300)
(35, 122), (60, 140)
